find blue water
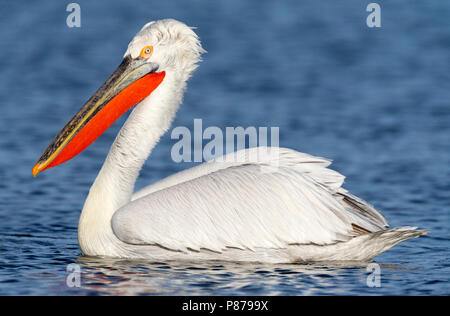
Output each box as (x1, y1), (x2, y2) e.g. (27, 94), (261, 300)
(0, 0), (449, 295)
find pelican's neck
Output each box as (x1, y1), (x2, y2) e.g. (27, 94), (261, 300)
(98, 72), (183, 208)
(78, 72), (185, 255)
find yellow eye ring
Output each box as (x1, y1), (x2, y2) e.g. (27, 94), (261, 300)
(139, 46), (153, 58)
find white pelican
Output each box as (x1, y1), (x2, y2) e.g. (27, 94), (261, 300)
(33, 19), (426, 263)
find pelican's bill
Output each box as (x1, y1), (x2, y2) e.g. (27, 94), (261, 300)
(33, 56), (165, 176)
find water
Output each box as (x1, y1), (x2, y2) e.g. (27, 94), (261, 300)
(0, 0), (449, 295)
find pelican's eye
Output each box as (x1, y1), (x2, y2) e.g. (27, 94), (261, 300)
(139, 46), (153, 59)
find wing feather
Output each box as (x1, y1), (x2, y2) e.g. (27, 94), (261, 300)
(113, 147), (387, 252)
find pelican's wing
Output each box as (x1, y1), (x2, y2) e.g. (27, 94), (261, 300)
(112, 147), (388, 252)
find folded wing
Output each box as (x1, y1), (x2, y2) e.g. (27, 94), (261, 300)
(112, 147), (387, 253)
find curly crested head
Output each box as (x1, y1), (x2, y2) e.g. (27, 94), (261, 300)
(125, 19), (206, 81)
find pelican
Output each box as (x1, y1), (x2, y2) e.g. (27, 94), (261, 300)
(33, 19), (426, 263)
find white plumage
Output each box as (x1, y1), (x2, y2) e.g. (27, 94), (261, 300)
(76, 19), (426, 263)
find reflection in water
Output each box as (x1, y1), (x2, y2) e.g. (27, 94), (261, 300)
(74, 257), (404, 296)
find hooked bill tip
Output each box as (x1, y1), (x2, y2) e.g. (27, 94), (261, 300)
(32, 162), (43, 177)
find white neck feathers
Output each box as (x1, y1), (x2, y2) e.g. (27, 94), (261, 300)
(78, 72), (185, 255)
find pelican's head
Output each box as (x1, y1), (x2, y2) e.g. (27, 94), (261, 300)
(125, 19), (205, 81)
(32, 19), (205, 176)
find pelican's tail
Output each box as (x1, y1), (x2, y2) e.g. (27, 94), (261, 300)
(351, 226), (428, 260)
(290, 227), (428, 262)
